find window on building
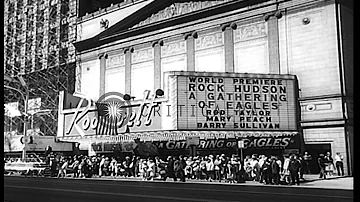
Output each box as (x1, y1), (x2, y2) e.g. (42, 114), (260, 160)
(81, 59), (100, 101)
(195, 32), (225, 72)
(234, 41), (269, 74)
(131, 61), (154, 100)
(160, 40), (187, 89)
(105, 66), (125, 94)
(161, 56), (186, 89)
(195, 48), (225, 72)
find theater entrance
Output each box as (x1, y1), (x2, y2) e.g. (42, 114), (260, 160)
(304, 143), (331, 174)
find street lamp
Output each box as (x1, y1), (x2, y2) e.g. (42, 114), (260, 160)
(4, 75), (29, 161)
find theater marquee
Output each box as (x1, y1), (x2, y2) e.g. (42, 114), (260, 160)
(176, 72), (299, 131)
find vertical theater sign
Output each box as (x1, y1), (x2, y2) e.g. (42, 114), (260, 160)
(57, 71), (300, 154)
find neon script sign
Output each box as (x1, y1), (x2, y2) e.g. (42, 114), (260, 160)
(63, 90), (167, 137)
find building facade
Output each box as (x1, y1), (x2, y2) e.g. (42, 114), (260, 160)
(57, 0), (353, 175)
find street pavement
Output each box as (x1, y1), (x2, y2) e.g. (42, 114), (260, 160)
(4, 175), (353, 202)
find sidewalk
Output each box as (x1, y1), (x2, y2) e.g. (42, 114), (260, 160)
(66, 174), (353, 190)
(9, 173), (353, 190)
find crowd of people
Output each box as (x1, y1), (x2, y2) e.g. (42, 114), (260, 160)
(32, 150), (344, 185)
(5, 150), (345, 185)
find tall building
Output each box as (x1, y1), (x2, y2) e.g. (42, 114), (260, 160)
(4, 0), (78, 137)
(56, 0), (352, 175)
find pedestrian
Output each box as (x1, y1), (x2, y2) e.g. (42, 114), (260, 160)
(334, 152), (344, 176)
(98, 155), (105, 177)
(185, 156), (194, 180)
(250, 154), (260, 181)
(192, 157), (201, 180)
(258, 155), (266, 183)
(146, 158), (155, 181)
(134, 156), (141, 177)
(298, 155), (306, 180)
(110, 157), (118, 177)
(123, 156), (133, 177)
(214, 155), (222, 182)
(205, 155), (215, 182)
(179, 155), (186, 182)
(318, 154), (326, 179)
(200, 156), (207, 180)
(220, 154), (227, 180)
(303, 151), (312, 174)
(71, 157), (80, 178)
(173, 156), (181, 182)
(325, 152), (334, 176)
(243, 155), (252, 180)
(163, 156), (174, 181)
(271, 156), (280, 185)
(262, 157), (272, 184)
(281, 154), (291, 185)
(289, 154), (301, 185)
(57, 158), (68, 178)
(226, 161), (236, 184)
(141, 159), (148, 181)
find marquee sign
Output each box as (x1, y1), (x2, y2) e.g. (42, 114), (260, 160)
(176, 72), (299, 131)
(58, 90), (169, 137)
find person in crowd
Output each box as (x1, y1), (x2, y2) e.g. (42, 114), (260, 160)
(225, 160), (235, 183)
(220, 154), (227, 180)
(205, 155), (215, 182)
(303, 151), (312, 174)
(281, 154), (291, 185)
(298, 154), (306, 180)
(123, 156), (133, 177)
(334, 152), (344, 176)
(71, 156), (80, 178)
(50, 155), (57, 177)
(134, 156), (141, 177)
(179, 155), (187, 182)
(146, 158), (156, 181)
(243, 155), (252, 180)
(131, 156), (137, 177)
(214, 155), (222, 182)
(154, 156), (162, 179)
(164, 156), (175, 181)
(173, 156), (181, 182)
(271, 156), (281, 185)
(184, 156), (193, 180)
(258, 155), (266, 183)
(250, 154), (260, 181)
(110, 157), (118, 177)
(98, 155), (106, 177)
(192, 157), (201, 180)
(324, 152), (334, 176)
(118, 160), (126, 176)
(140, 159), (148, 181)
(232, 156), (243, 183)
(318, 153), (326, 179)
(289, 154), (301, 185)
(57, 158), (68, 178)
(262, 156), (272, 184)
(200, 156), (207, 180)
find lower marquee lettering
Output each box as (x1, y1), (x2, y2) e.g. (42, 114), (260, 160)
(234, 122), (280, 129)
(160, 137), (293, 150)
(197, 122), (226, 128)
